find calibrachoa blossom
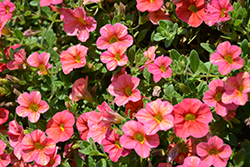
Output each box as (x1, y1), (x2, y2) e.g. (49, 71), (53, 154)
(27, 52), (52, 75)
(96, 23), (133, 50)
(0, 16), (8, 38)
(111, 67), (127, 82)
(120, 120), (159, 158)
(222, 72), (250, 106)
(61, 7), (97, 42)
(210, 41), (243, 75)
(100, 43), (128, 71)
(0, 0), (15, 20)
(108, 74), (141, 106)
(175, 0), (206, 27)
(149, 8), (171, 25)
(203, 79), (238, 117)
(69, 77), (94, 103)
(148, 55), (172, 83)
(76, 112), (91, 140)
(33, 147), (61, 167)
(136, 0), (163, 12)
(0, 140), (11, 167)
(40, 0), (63, 7)
(46, 110), (75, 143)
(173, 98), (213, 138)
(21, 130), (56, 166)
(0, 108), (8, 124)
(60, 44), (88, 75)
(125, 96), (145, 119)
(136, 99), (174, 135)
(102, 129), (131, 162)
(204, 0), (233, 26)
(16, 91), (49, 123)
(5, 44), (27, 70)
(158, 163), (172, 167)
(177, 156), (209, 167)
(197, 136), (232, 167)
(139, 46), (156, 71)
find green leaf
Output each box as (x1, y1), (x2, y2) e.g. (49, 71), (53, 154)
(234, 19), (242, 26)
(189, 50), (200, 73)
(46, 29), (56, 48)
(164, 37), (175, 48)
(200, 43), (216, 53)
(128, 45), (136, 65)
(96, 159), (107, 167)
(158, 20), (173, 29)
(138, 28), (149, 42)
(153, 33), (165, 41)
(198, 60), (208, 74)
(143, 67), (151, 82)
(15, 29), (24, 41)
(48, 48), (59, 62)
(75, 151), (85, 167)
(233, 149), (246, 167)
(88, 156), (96, 166)
(170, 49), (180, 61)
(241, 39), (248, 57)
(224, 133), (238, 146)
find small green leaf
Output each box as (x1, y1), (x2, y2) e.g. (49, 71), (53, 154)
(233, 149), (246, 167)
(143, 67), (151, 82)
(46, 29), (56, 48)
(189, 50), (199, 73)
(234, 19), (242, 26)
(170, 49), (180, 61)
(164, 37), (175, 48)
(200, 43), (216, 53)
(15, 29), (24, 41)
(96, 158), (107, 167)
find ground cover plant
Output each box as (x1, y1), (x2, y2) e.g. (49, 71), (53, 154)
(1, 0), (250, 166)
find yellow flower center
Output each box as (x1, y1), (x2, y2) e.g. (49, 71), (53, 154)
(185, 113), (196, 121)
(215, 92), (223, 102)
(221, 8), (227, 17)
(224, 54), (233, 64)
(75, 55), (81, 63)
(34, 142), (44, 150)
(239, 85), (244, 95)
(150, 0), (154, 2)
(134, 133), (145, 143)
(154, 113), (163, 123)
(115, 140), (122, 149)
(209, 148), (218, 155)
(38, 64), (48, 75)
(160, 65), (166, 72)
(78, 17), (87, 25)
(29, 103), (39, 112)
(60, 123), (65, 132)
(109, 36), (119, 44)
(125, 87), (133, 96)
(6, 7), (9, 14)
(114, 53), (121, 61)
(188, 5), (198, 13)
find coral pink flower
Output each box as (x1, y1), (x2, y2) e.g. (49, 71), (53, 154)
(21, 130), (56, 166)
(158, 163), (172, 167)
(0, 108), (8, 124)
(136, 99), (174, 135)
(96, 23), (133, 50)
(210, 41), (243, 75)
(223, 108), (237, 121)
(120, 120), (159, 158)
(176, 0), (206, 27)
(102, 129), (131, 162)
(0, 0), (15, 20)
(76, 112), (90, 140)
(27, 52), (52, 75)
(0, 16), (8, 38)
(139, 46), (156, 71)
(60, 44), (88, 75)
(7, 120), (24, 160)
(136, 0), (163, 12)
(204, 0), (233, 26)
(100, 43), (128, 71)
(108, 74), (141, 106)
(46, 110), (75, 143)
(69, 77), (94, 103)
(16, 91), (49, 123)
(61, 7), (97, 42)
(40, 0), (63, 7)
(203, 79), (238, 117)
(177, 156), (209, 167)
(5, 44), (27, 70)
(10, 152), (32, 167)
(125, 96), (145, 119)
(197, 136), (232, 167)
(33, 147), (61, 167)
(148, 55), (172, 83)
(173, 98), (213, 138)
(0, 140), (11, 167)
(222, 72), (250, 106)
(111, 67), (127, 82)
(149, 8), (171, 25)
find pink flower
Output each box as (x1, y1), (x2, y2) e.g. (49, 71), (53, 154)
(46, 110), (75, 143)
(139, 46), (156, 71)
(69, 77), (94, 103)
(149, 8), (171, 25)
(125, 96), (145, 119)
(136, 0), (163, 12)
(21, 130), (56, 166)
(111, 67), (127, 82)
(176, 0), (206, 27)
(0, 108), (8, 124)
(60, 44), (88, 75)
(222, 72), (250, 106)
(204, 0), (233, 26)
(76, 112), (90, 140)
(40, 0), (63, 7)
(148, 55), (172, 83)
(0, 140), (11, 167)
(102, 129), (131, 162)
(203, 79), (238, 117)
(0, 16), (8, 38)
(108, 74), (141, 106)
(0, 0), (15, 20)
(61, 7), (97, 42)
(27, 52), (52, 75)
(100, 43), (128, 71)
(173, 98), (213, 138)
(5, 44), (27, 70)
(96, 23), (133, 50)
(7, 120), (24, 160)
(120, 120), (159, 158)
(16, 91), (49, 123)
(223, 108), (237, 121)
(33, 147), (61, 167)
(197, 136), (232, 167)
(158, 163), (172, 167)
(136, 99), (174, 135)
(177, 156), (209, 167)
(210, 41), (243, 75)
